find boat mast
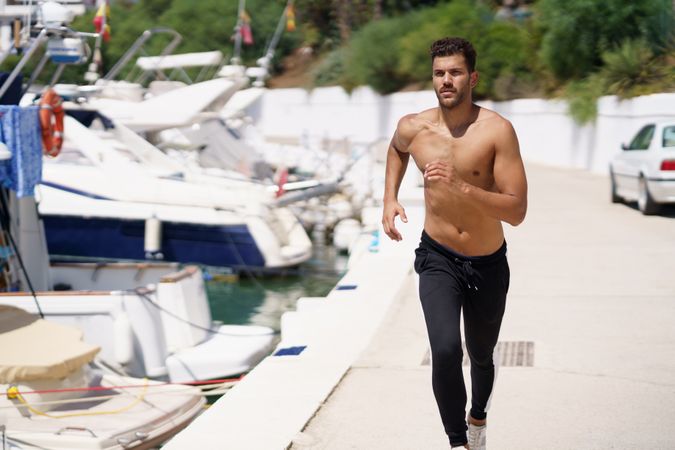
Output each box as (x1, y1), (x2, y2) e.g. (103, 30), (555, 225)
(253, 0), (293, 86)
(84, 0), (108, 83)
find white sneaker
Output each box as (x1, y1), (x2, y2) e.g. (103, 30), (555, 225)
(468, 422), (486, 450)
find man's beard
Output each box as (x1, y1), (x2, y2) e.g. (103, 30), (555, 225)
(436, 87), (466, 110)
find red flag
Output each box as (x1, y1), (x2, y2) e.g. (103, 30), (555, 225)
(275, 167), (289, 198)
(241, 23), (253, 45)
(240, 10), (254, 45)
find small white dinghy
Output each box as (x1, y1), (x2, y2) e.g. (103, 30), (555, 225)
(0, 305), (205, 450)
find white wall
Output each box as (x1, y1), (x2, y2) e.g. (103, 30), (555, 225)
(249, 87), (675, 175)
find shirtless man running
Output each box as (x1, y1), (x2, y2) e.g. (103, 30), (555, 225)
(382, 37), (528, 449)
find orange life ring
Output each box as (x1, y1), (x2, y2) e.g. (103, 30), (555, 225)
(39, 88), (64, 157)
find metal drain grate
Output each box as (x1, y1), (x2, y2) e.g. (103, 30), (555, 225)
(421, 341), (534, 367)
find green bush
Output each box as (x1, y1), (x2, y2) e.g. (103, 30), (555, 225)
(312, 47), (355, 89)
(351, 0), (537, 99)
(599, 39), (673, 98)
(473, 20), (533, 99)
(343, 16), (410, 94)
(564, 75), (605, 124)
(564, 38), (675, 124)
(398, 1), (489, 84)
(538, 0), (673, 80)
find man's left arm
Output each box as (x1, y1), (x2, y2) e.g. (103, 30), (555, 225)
(464, 120), (528, 226)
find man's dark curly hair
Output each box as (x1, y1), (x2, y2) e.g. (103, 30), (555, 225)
(430, 37), (477, 72)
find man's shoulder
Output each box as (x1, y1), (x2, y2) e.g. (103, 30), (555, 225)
(476, 107), (515, 135)
(396, 108), (435, 138)
(477, 106), (508, 124)
(475, 107), (519, 154)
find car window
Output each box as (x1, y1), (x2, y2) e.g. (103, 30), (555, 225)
(663, 126), (675, 148)
(627, 125), (655, 150)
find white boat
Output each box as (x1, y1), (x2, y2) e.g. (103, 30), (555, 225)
(0, 10), (273, 449)
(1, 193), (277, 381)
(0, 304), (206, 450)
(0, 83), (277, 382)
(30, 22), (361, 236)
(0, 260), (277, 382)
(38, 114), (313, 270)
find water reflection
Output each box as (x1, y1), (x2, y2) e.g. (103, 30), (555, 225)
(206, 243), (348, 332)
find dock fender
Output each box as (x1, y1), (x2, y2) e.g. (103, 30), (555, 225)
(113, 314), (134, 366)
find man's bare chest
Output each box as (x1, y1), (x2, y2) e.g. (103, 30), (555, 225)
(409, 131), (496, 189)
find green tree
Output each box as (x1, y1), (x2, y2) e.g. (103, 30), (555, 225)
(398, 0), (490, 84)
(538, 0), (673, 80)
(475, 21), (535, 99)
(344, 15), (410, 93)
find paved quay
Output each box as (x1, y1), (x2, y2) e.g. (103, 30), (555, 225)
(164, 163), (675, 449)
(291, 163), (675, 450)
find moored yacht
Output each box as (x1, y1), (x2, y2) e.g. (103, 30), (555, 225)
(39, 113), (312, 270)
(0, 304), (206, 450)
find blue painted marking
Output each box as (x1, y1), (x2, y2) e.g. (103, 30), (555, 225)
(274, 346), (306, 356)
(40, 181), (113, 200)
(336, 285), (358, 291)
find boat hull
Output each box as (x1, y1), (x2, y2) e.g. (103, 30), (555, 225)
(43, 215), (266, 269)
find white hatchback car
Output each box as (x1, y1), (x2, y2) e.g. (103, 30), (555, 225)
(610, 121), (675, 214)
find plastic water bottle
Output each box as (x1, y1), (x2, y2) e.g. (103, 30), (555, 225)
(368, 229), (380, 253)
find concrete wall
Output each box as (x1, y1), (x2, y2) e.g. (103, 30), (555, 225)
(249, 87), (675, 175)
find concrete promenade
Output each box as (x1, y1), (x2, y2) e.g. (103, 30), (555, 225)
(291, 164), (675, 449)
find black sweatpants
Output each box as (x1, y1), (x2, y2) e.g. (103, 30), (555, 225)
(414, 230), (510, 447)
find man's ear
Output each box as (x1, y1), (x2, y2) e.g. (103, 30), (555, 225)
(470, 71), (479, 88)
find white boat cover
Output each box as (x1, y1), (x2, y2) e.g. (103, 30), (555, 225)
(88, 77), (243, 132)
(136, 51), (223, 71)
(0, 305), (100, 383)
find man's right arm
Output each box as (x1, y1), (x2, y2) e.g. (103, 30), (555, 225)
(382, 115), (415, 241)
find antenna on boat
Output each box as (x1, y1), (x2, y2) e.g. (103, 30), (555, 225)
(0, 1), (97, 99)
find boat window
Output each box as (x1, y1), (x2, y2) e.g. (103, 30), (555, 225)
(663, 126), (675, 148)
(627, 125), (655, 151)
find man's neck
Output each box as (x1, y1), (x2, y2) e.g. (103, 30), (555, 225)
(438, 100), (477, 134)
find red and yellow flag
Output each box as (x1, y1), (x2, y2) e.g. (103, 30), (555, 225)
(93, 1), (111, 42)
(286, 4), (296, 32)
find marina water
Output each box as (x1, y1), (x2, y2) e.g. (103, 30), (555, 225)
(206, 237), (348, 333)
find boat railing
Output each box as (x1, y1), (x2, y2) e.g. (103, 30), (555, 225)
(102, 27), (184, 84)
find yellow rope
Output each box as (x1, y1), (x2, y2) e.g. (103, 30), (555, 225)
(6, 380), (149, 419)
(0, 383), (232, 410)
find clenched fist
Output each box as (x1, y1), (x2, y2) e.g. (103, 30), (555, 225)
(382, 199), (408, 241)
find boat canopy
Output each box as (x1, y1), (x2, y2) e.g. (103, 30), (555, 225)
(0, 305), (100, 383)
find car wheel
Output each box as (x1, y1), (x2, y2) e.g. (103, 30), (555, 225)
(610, 169), (621, 204)
(637, 175), (660, 215)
